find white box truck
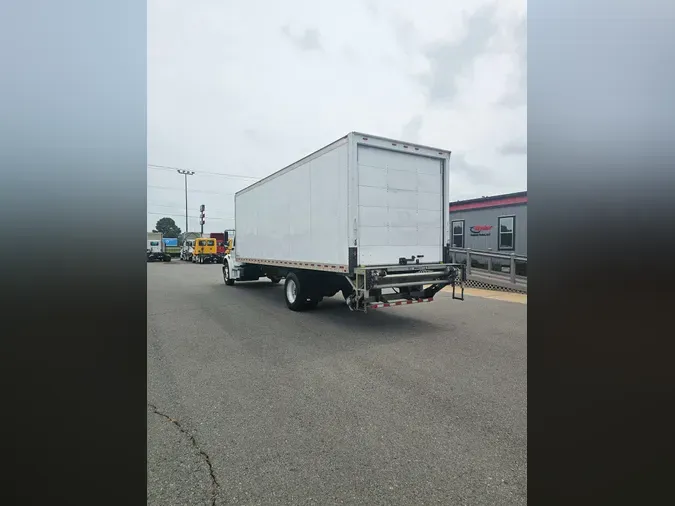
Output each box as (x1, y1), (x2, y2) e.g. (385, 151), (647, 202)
(222, 132), (465, 312)
(147, 232), (171, 262)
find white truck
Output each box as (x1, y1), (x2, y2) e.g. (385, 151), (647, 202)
(179, 232), (201, 261)
(222, 132), (465, 312)
(147, 232), (171, 262)
(179, 239), (195, 262)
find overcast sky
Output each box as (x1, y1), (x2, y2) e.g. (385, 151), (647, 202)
(148, 0), (526, 234)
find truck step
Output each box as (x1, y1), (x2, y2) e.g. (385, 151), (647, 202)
(368, 297), (434, 309)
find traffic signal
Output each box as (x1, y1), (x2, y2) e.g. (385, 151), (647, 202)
(199, 204), (205, 225)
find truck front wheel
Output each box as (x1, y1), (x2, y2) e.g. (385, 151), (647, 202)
(284, 272), (307, 311)
(223, 262), (235, 286)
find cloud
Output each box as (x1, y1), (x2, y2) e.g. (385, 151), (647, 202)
(147, 0), (527, 232)
(499, 139), (527, 155)
(421, 6), (499, 104)
(450, 153), (494, 184)
(281, 25), (322, 52)
(401, 115), (423, 142)
(499, 15), (527, 107)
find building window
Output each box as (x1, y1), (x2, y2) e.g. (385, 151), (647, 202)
(498, 215), (515, 250)
(451, 220), (465, 248)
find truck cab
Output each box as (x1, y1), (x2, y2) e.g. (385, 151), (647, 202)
(223, 229), (235, 255)
(180, 240), (195, 261)
(192, 238), (219, 264)
(208, 233), (226, 260)
(147, 239), (171, 262)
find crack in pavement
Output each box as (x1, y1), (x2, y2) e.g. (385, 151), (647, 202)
(148, 403), (220, 506)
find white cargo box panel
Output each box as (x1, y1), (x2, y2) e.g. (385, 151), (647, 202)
(235, 132), (451, 271)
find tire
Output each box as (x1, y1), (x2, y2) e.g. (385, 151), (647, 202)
(284, 272), (307, 311)
(223, 262), (235, 286)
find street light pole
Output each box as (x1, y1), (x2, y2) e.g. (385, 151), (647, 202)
(177, 169), (195, 233)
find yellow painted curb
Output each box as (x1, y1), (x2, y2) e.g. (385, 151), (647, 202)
(441, 285), (527, 304)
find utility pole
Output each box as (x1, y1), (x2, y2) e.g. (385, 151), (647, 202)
(177, 169), (195, 233)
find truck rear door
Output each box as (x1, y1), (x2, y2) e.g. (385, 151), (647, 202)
(357, 144), (443, 265)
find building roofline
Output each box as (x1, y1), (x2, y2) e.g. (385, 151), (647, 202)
(449, 191), (527, 212)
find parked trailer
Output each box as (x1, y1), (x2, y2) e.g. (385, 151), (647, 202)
(162, 237), (181, 257)
(222, 132), (465, 312)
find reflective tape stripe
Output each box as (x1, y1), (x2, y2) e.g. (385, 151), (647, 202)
(369, 298), (434, 309)
(236, 258), (348, 272)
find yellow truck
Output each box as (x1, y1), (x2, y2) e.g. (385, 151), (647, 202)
(191, 237), (219, 264)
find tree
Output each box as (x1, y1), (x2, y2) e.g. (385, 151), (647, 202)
(153, 217), (182, 238)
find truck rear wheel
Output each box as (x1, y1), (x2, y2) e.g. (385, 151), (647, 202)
(284, 272), (307, 311)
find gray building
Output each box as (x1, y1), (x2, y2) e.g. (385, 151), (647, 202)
(448, 191), (527, 256)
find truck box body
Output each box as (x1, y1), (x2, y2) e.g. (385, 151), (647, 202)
(147, 232), (164, 253)
(147, 232), (171, 261)
(235, 132), (451, 272)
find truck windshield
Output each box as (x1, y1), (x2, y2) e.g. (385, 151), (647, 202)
(207, 240), (215, 246)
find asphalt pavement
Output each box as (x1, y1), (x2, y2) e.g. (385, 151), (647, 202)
(147, 260), (527, 505)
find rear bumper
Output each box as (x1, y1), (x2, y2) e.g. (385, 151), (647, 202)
(359, 263), (465, 289)
(347, 262), (465, 312)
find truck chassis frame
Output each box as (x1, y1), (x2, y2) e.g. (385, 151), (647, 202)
(147, 252), (171, 262)
(224, 257), (465, 313)
(193, 253), (220, 264)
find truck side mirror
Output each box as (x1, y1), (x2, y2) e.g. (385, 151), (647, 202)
(224, 232), (229, 242)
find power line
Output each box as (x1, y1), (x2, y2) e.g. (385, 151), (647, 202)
(148, 202), (231, 214)
(148, 164), (260, 180)
(147, 184), (235, 195)
(147, 211), (233, 221)
(148, 202), (186, 210)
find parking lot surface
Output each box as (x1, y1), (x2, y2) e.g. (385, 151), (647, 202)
(148, 261), (527, 505)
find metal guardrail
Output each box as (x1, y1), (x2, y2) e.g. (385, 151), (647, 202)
(448, 247), (527, 286)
